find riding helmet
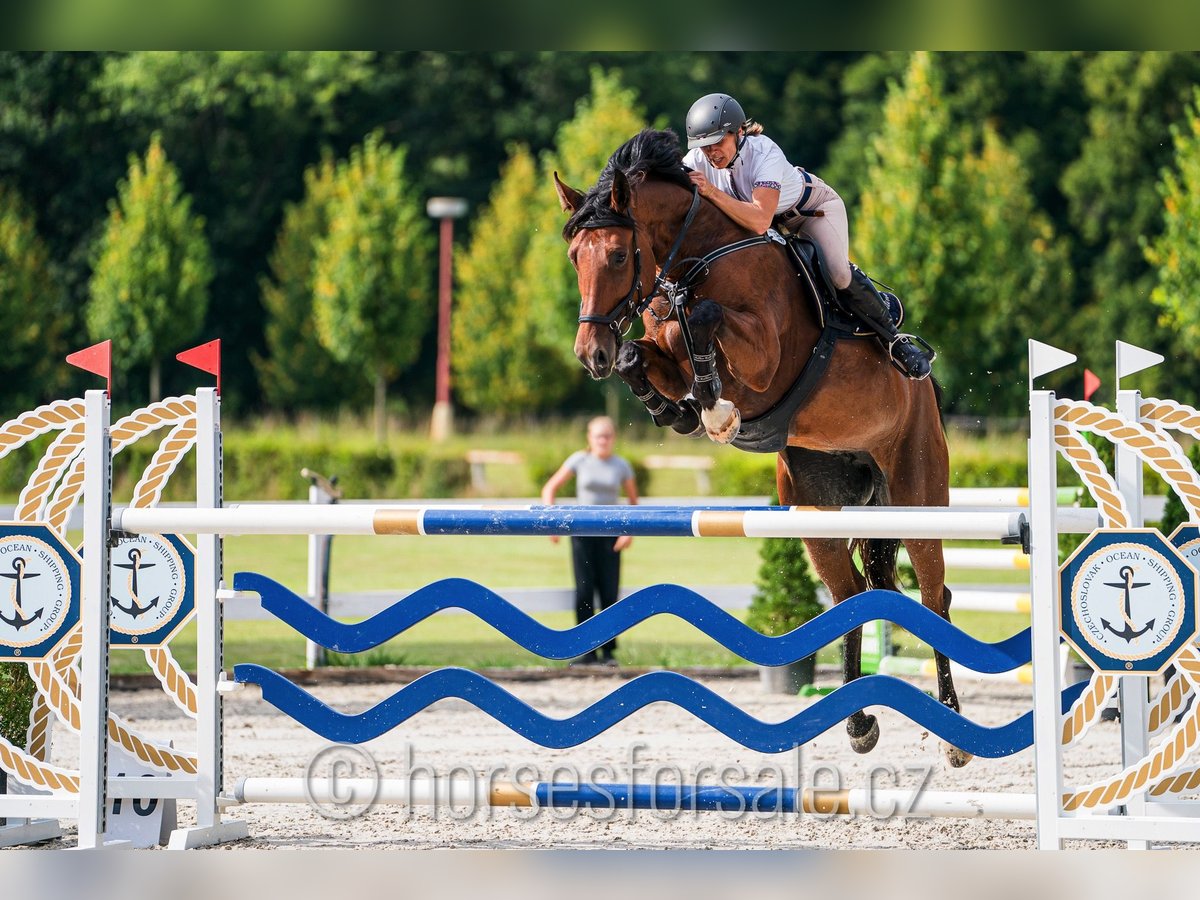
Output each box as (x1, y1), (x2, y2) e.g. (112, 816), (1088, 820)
(685, 93), (747, 149)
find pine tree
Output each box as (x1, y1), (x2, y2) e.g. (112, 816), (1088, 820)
(856, 52), (1069, 415)
(87, 135), (213, 400)
(1147, 87), (1200, 343)
(452, 144), (575, 413)
(0, 182), (67, 407)
(312, 133), (433, 441)
(256, 152), (368, 413)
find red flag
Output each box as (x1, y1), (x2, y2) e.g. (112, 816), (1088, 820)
(66, 340), (112, 394)
(176, 339), (221, 395)
(1083, 368), (1101, 401)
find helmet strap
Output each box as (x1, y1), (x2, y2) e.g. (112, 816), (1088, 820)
(726, 130), (746, 168)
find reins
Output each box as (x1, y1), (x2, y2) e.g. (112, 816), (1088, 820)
(576, 185), (776, 344)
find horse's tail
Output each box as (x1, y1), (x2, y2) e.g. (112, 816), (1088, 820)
(930, 375), (946, 431)
(851, 464), (901, 594)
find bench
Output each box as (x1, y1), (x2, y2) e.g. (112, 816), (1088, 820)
(465, 449), (526, 491)
(643, 454), (715, 494)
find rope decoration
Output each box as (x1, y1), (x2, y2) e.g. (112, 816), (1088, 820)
(15, 423), (85, 523)
(0, 399), (87, 459)
(1064, 645), (1200, 811)
(1140, 398), (1200, 441)
(1055, 399), (1200, 522)
(1052, 407), (1127, 744)
(1060, 669), (1118, 747)
(1052, 426), (1129, 528)
(0, 397), (202, 790)
(1052, 400), (1200, 748)
(0, 735), (80, 793)
(1150, 671), (1193, 737)
(45, 397), (197, 532)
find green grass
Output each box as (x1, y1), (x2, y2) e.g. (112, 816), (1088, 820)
(222, 532), (767, 595)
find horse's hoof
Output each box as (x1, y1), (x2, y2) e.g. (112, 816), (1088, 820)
(941, 743), (973, 768)
(847, 715), (880, 754)
(702, 400), (740, 444)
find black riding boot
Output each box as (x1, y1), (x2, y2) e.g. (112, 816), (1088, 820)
(838, 264), (934, 380)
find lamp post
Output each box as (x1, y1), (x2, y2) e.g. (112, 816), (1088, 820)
(427, 196), (469, 442)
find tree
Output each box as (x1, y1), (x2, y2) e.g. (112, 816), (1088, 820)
(87, 135), (213, 399)
(855, 52), (1070, 415)
(0, 183), (68, 408)
(311, 133), (432, 441)
(256, 152), (368, 413)
(1061, 52), (1200, 398)
(521, 69), (651, 378)
(452, 144), (575, 413)
(1147, 87), (1200, 343)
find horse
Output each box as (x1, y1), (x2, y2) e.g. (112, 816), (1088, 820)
(554, 129), (966, 767)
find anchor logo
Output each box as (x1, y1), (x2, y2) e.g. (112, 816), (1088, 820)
(111, 547), (159, 618)
(0, 557), (43, 630)
(1101, 565), (1155, 642)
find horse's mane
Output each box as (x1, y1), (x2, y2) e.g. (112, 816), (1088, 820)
(563, 129), (694, 240)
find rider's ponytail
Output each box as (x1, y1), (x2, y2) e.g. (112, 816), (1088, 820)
(743, 119), (764, 136)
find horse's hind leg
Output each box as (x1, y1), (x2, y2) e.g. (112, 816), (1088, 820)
(615, 340), (702, 436)
(881, 395), (970, 766)
(903, 539), (971, 767)
(778, 447), (880, 754)
(686, 300), (740, 444)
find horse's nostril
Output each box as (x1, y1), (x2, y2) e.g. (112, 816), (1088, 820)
(594, 348), (609, 373)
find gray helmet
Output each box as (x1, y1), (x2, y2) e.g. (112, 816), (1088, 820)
(685, 93), (747, 149)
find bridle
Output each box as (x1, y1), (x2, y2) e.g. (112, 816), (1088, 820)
(574, 180), (779, 380)
(576, 186), (703, 338)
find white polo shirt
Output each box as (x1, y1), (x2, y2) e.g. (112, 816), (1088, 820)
(683, 134), (807, 214)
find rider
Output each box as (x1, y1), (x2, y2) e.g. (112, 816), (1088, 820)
(682, 92), (934, 380)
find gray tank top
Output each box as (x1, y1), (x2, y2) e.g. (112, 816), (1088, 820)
(564, 451), (634, 505)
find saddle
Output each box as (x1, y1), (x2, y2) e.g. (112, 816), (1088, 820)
(783, 235), (905, 336)
(727, 237), (906, 454)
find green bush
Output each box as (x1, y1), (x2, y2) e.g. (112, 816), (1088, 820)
(0, 663), (34, 749)
(1160, 443), (1200, 535)
(711, 452), (775, 496)
(746, 535), (822, 636)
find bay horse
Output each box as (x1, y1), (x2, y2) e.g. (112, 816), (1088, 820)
(555, 129), (966, 767)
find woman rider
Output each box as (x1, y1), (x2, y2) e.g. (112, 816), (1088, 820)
(682, 92), (934, 380)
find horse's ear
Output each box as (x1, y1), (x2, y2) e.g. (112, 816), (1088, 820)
(553, 171), (585, 213)
(610, 169), (632, 213)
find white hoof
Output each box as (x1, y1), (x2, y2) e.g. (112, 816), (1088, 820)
(702, 399), (741, 444)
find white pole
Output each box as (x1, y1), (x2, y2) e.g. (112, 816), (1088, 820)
(1116, 387), (1151, 846)
(113, 504), (1029, 541)
(305, 479), (326, 670)
(77, 389), (111, 849)
(168, 388), (246, 849)
(1029, 388), (1065, 850)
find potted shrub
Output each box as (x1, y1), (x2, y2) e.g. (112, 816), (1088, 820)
(747, 531), (823, 694)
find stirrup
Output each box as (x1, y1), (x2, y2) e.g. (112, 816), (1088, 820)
(888, 333), (936, 381)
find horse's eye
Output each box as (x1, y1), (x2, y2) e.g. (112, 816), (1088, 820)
(613, 251), (628, 266)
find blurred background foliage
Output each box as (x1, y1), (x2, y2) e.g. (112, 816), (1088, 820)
(2, 51), (1200, 424)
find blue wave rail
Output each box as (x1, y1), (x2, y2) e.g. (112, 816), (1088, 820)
(231, 571), (1086, 758)
(232, 665), (1087, 757)
(232, 572), (1033, 671)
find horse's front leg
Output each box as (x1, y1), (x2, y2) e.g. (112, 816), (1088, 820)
(686, 299), (740, 444)
(615, 339), (702, 436)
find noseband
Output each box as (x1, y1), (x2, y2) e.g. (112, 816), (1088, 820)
(576, 186), (702, 337)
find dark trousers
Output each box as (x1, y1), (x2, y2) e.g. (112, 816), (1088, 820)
(570, 535), (621, 659)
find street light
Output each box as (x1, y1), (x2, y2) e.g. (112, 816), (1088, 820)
(426, 196), (469, 442)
